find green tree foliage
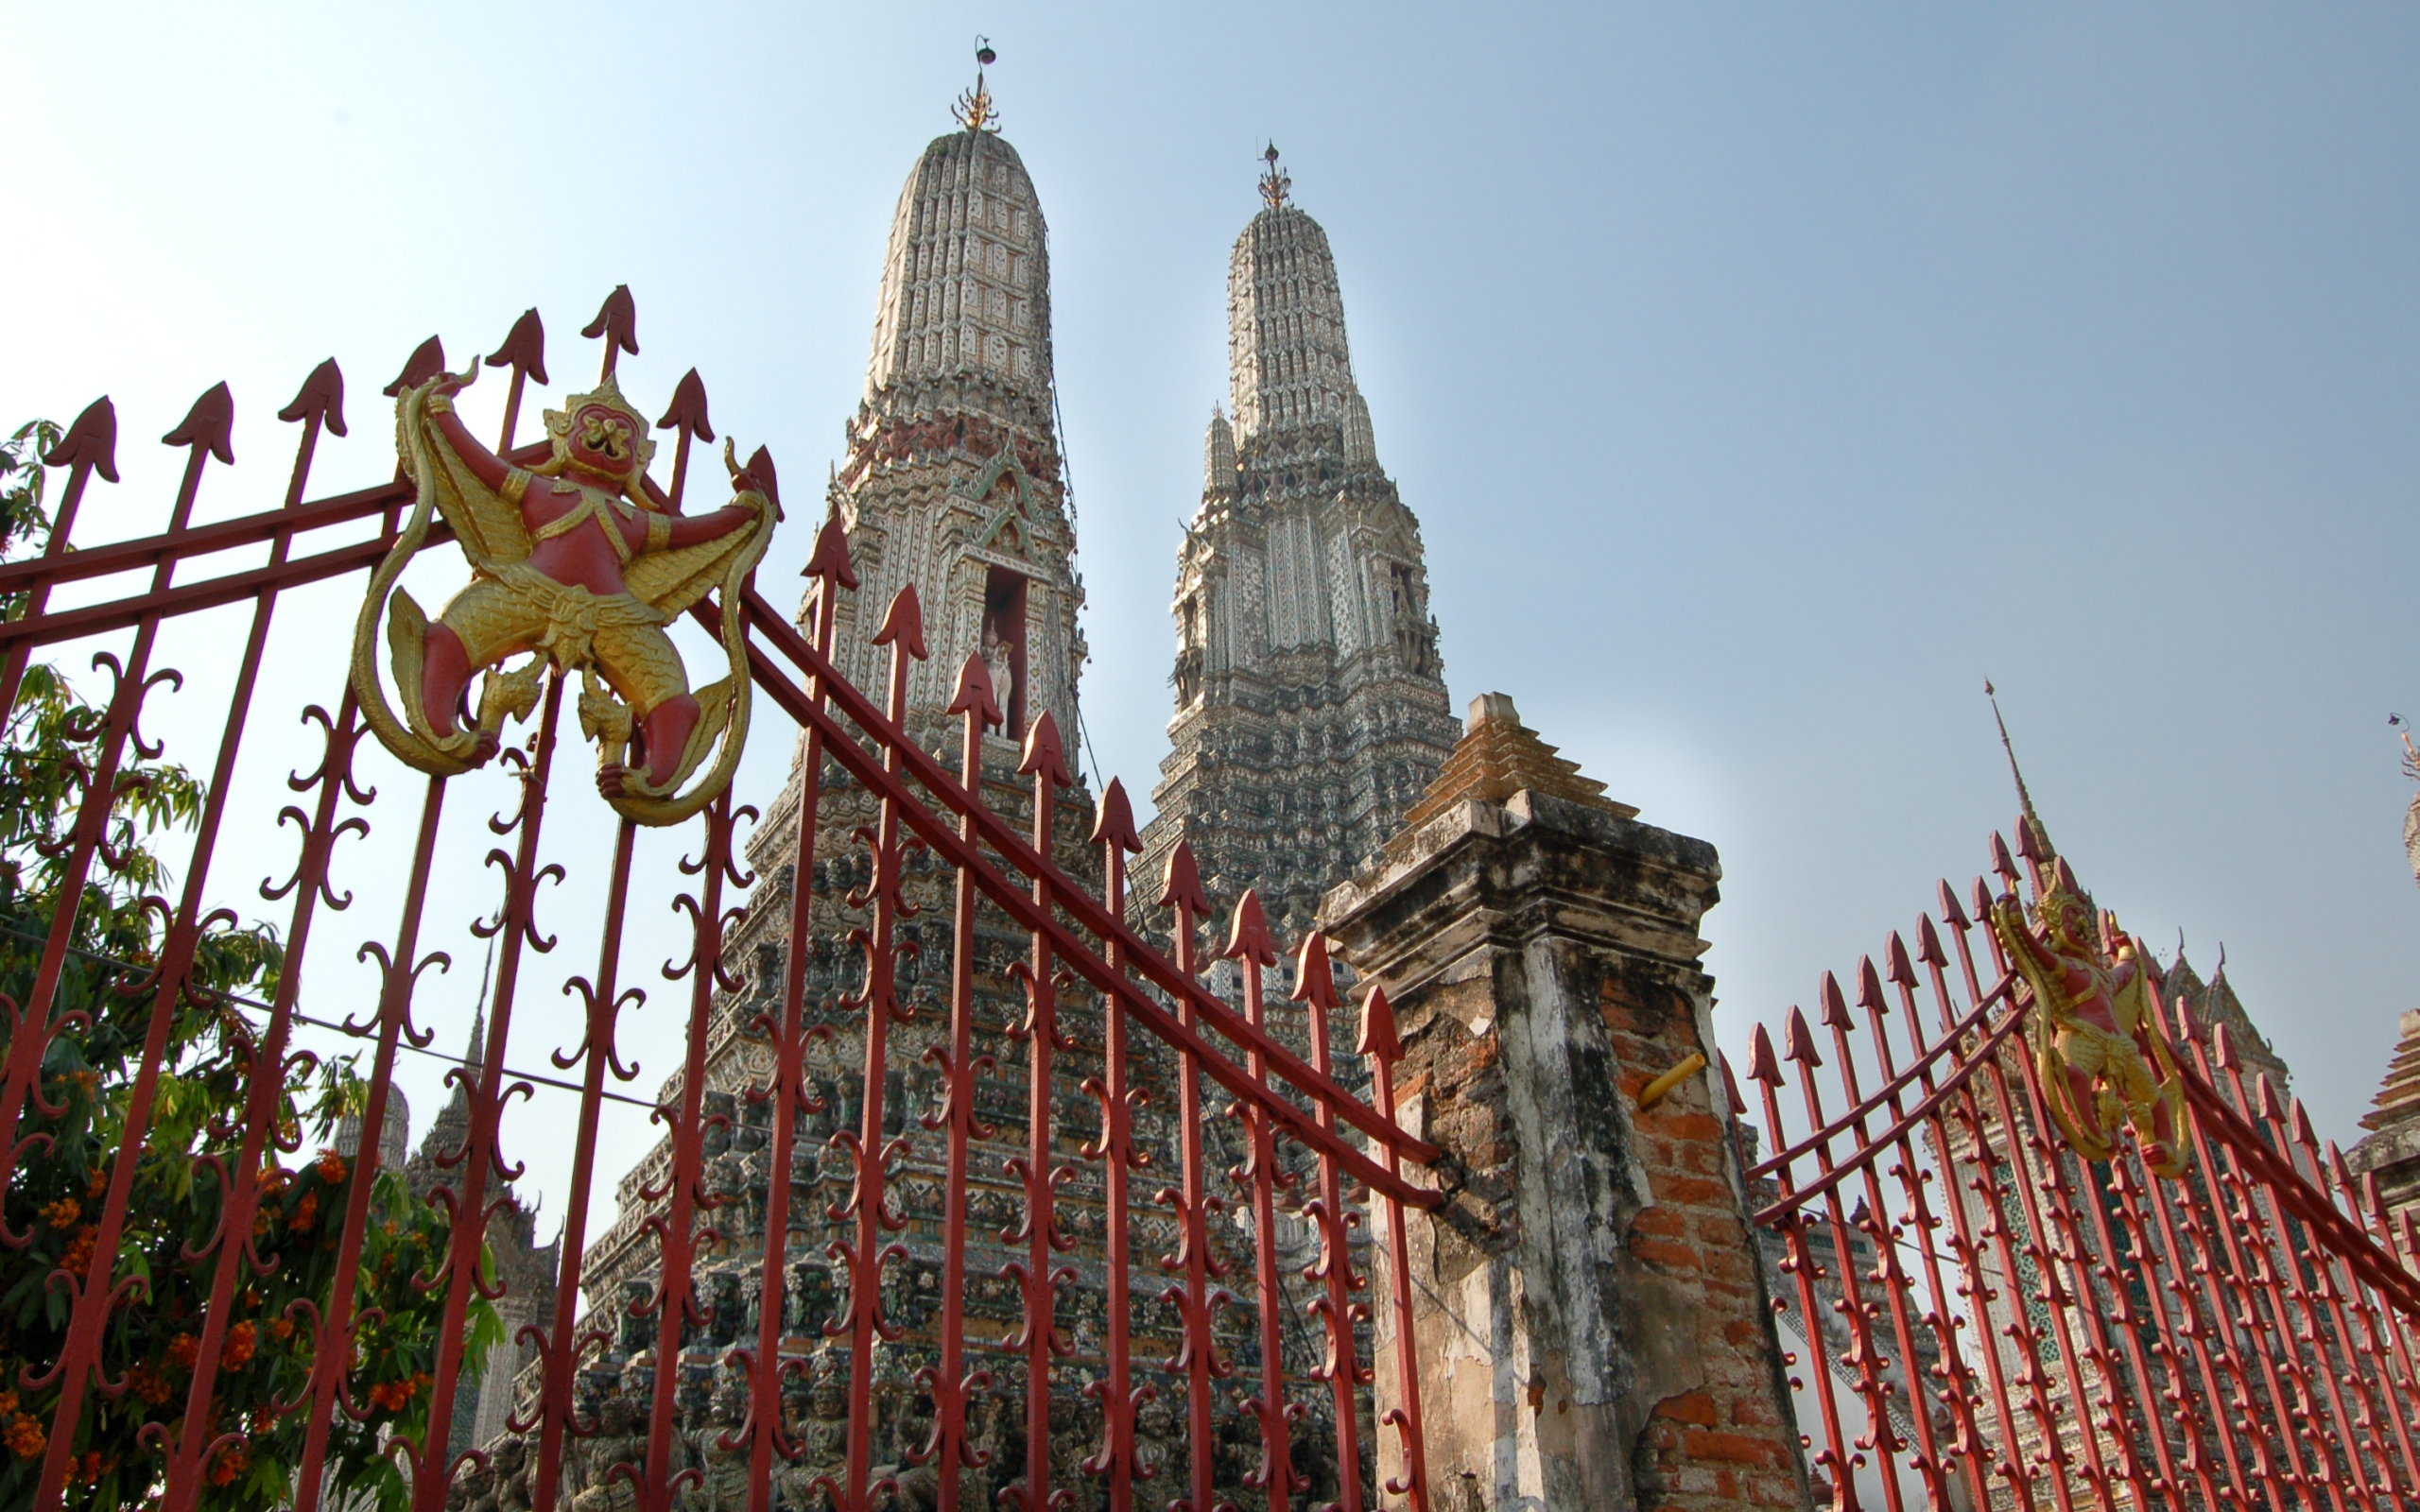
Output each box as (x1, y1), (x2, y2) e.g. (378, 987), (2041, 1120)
(0, 421), (498, 1509)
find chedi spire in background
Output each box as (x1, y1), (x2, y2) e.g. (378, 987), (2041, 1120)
(1140, 150), (1459, 939)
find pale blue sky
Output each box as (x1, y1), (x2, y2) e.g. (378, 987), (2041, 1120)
(5, 4), (2415, 1209)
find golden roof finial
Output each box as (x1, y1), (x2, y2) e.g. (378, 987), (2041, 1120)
(954, 38), (999, 133)
(2392, 713), (2420, 782)
(1258, 143), (1291, 209)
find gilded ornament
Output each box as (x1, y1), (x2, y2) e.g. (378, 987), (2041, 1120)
(352, 366), (777, 824)
(1990, 850), (2191, 1177)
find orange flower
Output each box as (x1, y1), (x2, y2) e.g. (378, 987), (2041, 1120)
(206, 1443), (249, 1486)
(316, 1150), (347, 1184)
(39, 1196), (79, 1229)
(223, 1321), (256, 1369)
(287, 1192), (319, 1232)
(166, 1333), (200, 1369)
(127, 1363), (175, 1406)
(59, 1226), (95, 1276)
(7, 1413), (44, 1459)
(269, 1317), (294, 1342)
(84, 1167), (106, 1198)
(75, 1450), (101, 1485)
(0, 1390), (16, 1416)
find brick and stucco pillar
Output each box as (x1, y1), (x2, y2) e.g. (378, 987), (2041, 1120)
(1322, 694), (1806, 1512)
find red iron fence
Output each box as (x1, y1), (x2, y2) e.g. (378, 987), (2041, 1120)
(0, 295), (1440, 1512)
(1737, 819), (2420, 1511)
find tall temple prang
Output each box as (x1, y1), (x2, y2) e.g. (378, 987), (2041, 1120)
(1139, 148), (1459, 940)
(2349, 727), (2420, 1228)
(820, 54), (1081, 747)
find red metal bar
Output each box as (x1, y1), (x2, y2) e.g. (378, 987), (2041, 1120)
(1748, 973), (2018, 1211)
(2278, 1110), (2407, 1503)
(414, 671), (568, 1512)
(1978, 997), (2123, 1508)
(1005, 712), (1078, 1512)
(142, 373), (343, 1512)
(717, 592), (1438, 1204)
(1, 322), (1452, 1512)
(735, 534), (850, 1512)
(2098, 1094), (2236, 1508)
(2240, 1080), (2381, 1505)
(722, 592), (1433, 1168)
(0, 438), (551, 637)
(1153, 842), (1231, 1512)
(1821, 967), (1948, 1507)
(1869, 941), (1996, 1511)
(923, 647), (999, 1512)
(2325, 1143), (2420, 1495)
(830, 587), (925, 1512)
(1784, 997), (1908, 1512)
(292, 775), (450, 1512)
(1292, 935), (1365, 1512)
(2186, 1033), (2334, 1506)
(1940, 881), (2100, 1507)
(2128, 974), (2285, 1505)
(2160, 1004), (2314, 1501)
(1746, 1022), (1862, 1507)
(0, 387), (231, 1212)
(1359, 987), (1427, 1512)
(1080, 781), (1148, 1509)
(1227, 893), (1302, 1512)
(0, 520), (465, 656)
(158, 684), (372, 1512)
(522, 815), (640, 1511)
(642, 790), (745, 1512)
(1905, 910), (2049, 1510)
(2014, 1035), (2183, 1511)
(0, 396), (114, 716)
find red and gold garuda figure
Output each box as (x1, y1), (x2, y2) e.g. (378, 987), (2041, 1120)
(353, 368), (776, 824)
(1991, 856), (2191, 1177)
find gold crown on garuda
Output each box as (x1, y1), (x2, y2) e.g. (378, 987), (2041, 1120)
(539, 373), (659, 484)
(2032, 850), (2118, 955)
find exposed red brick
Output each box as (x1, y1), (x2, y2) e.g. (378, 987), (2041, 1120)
(1654, 1390), (1720, 1426)
(1632, 1206), (1687, 1238)
(1684, 1429), (1789, 1467)
(1651, 1110), (1726, 1143)
(1631, 1236), (1704, 1270)
(1662, 1175), (1732, 1207)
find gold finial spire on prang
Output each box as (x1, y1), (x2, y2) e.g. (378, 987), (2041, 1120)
(1987, 679), (2057, 870)
(1258, 143), (1291, 209)
(954, 38), (1000, 133)
(2390, 713), (2420, 782)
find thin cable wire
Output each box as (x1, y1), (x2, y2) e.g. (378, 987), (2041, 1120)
(1, 922), (664, 1111)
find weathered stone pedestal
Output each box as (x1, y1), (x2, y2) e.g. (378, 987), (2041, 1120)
(1322, 695), (1806, 1512)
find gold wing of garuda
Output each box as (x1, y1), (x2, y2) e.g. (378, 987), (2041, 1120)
(625, 488), (775, 619)
(394, 382), (532, 572)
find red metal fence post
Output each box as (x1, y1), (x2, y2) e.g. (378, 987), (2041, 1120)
(1153, 842), (1230, 1512)
(1224, 892), (1301, 1512)
(1080, 780), (1147, 1510)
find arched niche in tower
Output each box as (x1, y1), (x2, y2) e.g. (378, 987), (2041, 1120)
(980, 565), (1028, 740)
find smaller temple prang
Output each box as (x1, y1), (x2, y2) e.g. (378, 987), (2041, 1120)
(1139, 159), (1459, 938)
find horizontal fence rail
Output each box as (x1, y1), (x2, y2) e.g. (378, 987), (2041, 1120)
(1737, 831), (2420, 1512)
(0, 298), (1438, 1512)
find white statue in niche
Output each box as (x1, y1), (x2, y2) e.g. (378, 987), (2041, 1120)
(981, 617), (1016, 725)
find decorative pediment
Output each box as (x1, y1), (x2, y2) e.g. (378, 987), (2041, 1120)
(977, 507), (1028, 558)
(957, 449), (1051, 559)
